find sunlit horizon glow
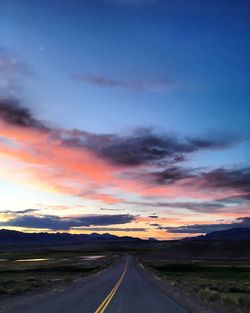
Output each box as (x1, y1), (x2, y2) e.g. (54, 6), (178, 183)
(0, 0), (249, 239)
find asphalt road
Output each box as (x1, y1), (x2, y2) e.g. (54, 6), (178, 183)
(2, 255), (187, 313)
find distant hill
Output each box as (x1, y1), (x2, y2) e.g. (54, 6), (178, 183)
(188, 227), (250, 241)
(0, 229), (142, 245)
(144, 228), (250, 260)
(203, 227), (250, 240)
(1, 229), (249, 259)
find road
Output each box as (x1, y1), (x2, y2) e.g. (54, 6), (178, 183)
(2, 255), (187, 313)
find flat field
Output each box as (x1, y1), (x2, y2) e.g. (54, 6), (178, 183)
(142, 259), (250, 313)
(0, 247), (115, 297)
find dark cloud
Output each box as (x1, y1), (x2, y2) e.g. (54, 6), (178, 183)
(60, 128), (239, 167)
(148, 215), (158, 218)
(75, 227), (146, 232)
(128, 199), (228, 213)
(149, 223), (161, 227)
(0, 100), (242, 169)
(1, 209), (38, 214)
(215, 194), (250, 204)
(71, 74), (173, 92)
(149, 167), (194, 185)
(72, 74), (121, 88)
(0, 99), (48, 131)
(128, 191), (250, 213)
(161, 201), (227, 212)
(132, 166), (250, 193)
(0, 214), (136, 230)
(161, 217), (250, 234)
(1, 100), (247, 195)
(199, 167), (250, 193)
(100, 208), (123, 211)
(186, 134), (240, 151)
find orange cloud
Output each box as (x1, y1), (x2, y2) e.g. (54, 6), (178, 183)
(0, 117), (248, 211)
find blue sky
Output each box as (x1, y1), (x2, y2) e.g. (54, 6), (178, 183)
(0, 0), (249, 238)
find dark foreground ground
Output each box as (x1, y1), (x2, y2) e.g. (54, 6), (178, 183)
(0, 255), (186, 313)
(0, 240), (249, 313)
(140, 258), (250, 313)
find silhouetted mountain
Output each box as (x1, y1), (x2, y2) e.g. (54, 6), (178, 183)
(187, 227), (250, 241)
(0, 229), (142, 245)
(204, 227), (250, 240)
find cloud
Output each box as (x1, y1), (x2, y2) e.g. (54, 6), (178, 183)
(0, 214), (136, 230)
(60, 127), (239, 167)
(75, 227), (146, 232)
(100, 207), (124, 211)
(1, 209), (38, 214)
(127, 196), (248, 213)
(149, 223), (161, 227)
(71, 74), (173, 92)
(149, 167), (194, 185)
(199, 167), (250, 193)
(0, 99), (248, 209)
(0, 100), (241, 169)
(0, 99), (48, 131)
(186, 134), (240, 151)
(166, 201), (227, 212)
(216, 194), (250, 204)
(72, 75), (122, 88)
(161, 217), (250, 234)
(133, 166), (250, 196)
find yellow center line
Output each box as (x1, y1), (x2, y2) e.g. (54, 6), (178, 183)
(94, 259), (128, 313)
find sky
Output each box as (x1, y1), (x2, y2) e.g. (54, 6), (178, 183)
(0, 0), (249, 239)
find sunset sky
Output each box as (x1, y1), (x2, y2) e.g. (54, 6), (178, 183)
(0, 0), (249, 239)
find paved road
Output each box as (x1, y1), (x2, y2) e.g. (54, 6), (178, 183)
(2, 255), (187, 313)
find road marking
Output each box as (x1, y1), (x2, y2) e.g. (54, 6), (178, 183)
(94, 259), (128, 313)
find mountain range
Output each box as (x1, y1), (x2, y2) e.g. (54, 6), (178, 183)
(0, 229), (142, 245)
(0, 227), (250, 245)
(191, 227), (250, 241)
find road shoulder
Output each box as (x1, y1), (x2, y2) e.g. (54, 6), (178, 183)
(137, 260), (233, 313)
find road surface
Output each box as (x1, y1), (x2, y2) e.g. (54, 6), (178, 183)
(2, 255), (187, 313)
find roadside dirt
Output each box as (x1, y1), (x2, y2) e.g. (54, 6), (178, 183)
(139, 262), (241, 313)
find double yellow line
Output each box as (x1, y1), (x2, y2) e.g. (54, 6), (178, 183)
(94, 259), (128, 313)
